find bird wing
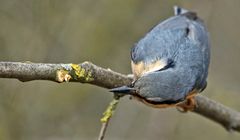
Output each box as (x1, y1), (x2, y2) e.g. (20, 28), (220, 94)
(131, 12), (198, 78)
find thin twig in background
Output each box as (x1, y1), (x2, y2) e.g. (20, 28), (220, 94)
(98, 97), (120, 140)
(98, 122), (110, 140)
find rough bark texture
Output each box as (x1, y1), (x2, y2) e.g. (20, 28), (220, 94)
(0, 61), (240, 132)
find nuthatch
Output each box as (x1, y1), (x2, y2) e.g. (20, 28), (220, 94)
(110, 6), (210, 111)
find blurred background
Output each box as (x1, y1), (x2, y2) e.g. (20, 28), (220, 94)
(0, 0), (240, 140)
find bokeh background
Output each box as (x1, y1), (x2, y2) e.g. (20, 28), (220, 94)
(0, 0), (240, 140)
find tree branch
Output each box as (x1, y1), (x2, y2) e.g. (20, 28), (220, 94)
(0, 61), (131, 88)
(0, 61), (240, 132)
(195, 95), (240, 131)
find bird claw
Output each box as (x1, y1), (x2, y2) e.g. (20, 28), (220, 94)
(176, 97), (197, 113)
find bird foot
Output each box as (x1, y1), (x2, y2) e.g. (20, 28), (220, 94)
(176, 97), (197, 112)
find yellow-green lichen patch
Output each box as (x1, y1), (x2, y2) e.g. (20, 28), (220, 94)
(85, 71), (93, 81)
(100, 99), (119, 123)
(70, 63), (94, 82)
(56, 69), (71, 82)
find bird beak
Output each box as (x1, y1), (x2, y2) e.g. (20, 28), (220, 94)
(109, 86), (135, 95)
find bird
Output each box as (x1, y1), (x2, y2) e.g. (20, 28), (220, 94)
(110, 6), (210, 111)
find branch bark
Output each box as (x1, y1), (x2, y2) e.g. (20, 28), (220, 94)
(0, 61), (240, 132)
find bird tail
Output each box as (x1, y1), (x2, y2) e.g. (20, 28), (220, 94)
(173, 6), (198, 21)
(174, 6), (189, 16)
(109, 86), (136, 95)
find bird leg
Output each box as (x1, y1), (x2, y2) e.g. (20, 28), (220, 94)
(176, 92), (198, 112)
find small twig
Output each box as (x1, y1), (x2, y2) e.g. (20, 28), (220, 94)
(98, 120), (110, 140)
(98, 96), (120, 140)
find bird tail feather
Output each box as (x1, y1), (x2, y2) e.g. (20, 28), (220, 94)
(174, 6), (189, 16)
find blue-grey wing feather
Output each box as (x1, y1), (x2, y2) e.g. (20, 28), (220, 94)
(131, 15), (192, 64)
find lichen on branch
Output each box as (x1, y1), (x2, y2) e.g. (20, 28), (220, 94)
(55, 63), (94, 83)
